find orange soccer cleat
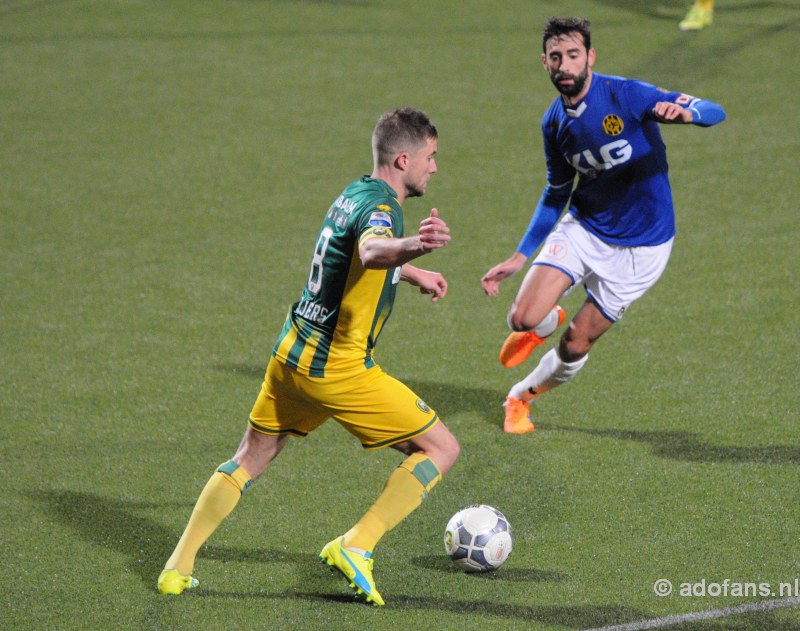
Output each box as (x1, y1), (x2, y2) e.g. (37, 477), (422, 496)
(499, 306), (566, 368)
(503, 397), (535, 434)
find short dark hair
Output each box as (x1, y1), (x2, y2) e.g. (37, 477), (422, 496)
(372, 107), (438, 167)
(542, 17), (592, 53)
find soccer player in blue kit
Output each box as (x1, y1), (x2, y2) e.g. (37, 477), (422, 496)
(481, 17), (726, 433)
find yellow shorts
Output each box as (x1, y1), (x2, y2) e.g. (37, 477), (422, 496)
(249, 357), (439, 450)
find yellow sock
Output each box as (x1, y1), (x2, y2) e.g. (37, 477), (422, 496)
(343, 453), (441, 552)
(696, 0), (713, 12)
(164, 460), (252, 575)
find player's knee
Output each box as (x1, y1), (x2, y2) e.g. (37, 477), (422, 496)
(232, 428), (286, 481)
(507, 307), (548, 332)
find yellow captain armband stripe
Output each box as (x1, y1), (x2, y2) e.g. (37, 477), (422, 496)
(358, 226), (394, 246)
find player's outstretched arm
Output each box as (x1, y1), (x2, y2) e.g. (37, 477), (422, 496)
(652, 98), (726, 126)
(359, 208), (450, 270)
(481, 181), (570, 297)
(481, 253), (528, 297)
(401, 265), (448, 302)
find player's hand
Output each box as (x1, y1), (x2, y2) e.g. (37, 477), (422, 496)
(652, 101), (693, 124)
(403, 266), (448, 302)
(481, 254), (526, 297)
(418, 208), (450, 252)
(417, 270), (448, 302)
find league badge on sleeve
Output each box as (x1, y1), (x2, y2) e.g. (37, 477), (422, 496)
(368, 211), (393, 228)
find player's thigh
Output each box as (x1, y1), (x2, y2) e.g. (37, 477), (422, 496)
(515, 217), (585, 322)
(320, 368), (439, 451)
(511, 263), (572, 325)
(249, 358), (329, 438)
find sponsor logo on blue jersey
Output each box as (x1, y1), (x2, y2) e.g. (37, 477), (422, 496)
(571, 139), (633, 178)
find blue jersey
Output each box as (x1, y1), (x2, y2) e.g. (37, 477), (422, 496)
(542, 73), (699, 247)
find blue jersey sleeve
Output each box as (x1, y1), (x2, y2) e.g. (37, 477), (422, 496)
(516, 181), (572, 257)
(515, 109), (576, 256)
(624, 80), (677, 119)
(542, 111), (577, 185)
(683, 97), (726, 126)
(624, 79), (726, 127)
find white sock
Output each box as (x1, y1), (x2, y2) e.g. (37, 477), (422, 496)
(508, 348), (588, 401)
(507, 306), (561, 336)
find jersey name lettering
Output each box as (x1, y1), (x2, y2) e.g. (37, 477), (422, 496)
(295, 298), (329, 323)
(334, 195), (356, 213)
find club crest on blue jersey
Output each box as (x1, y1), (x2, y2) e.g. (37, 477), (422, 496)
(602, 114), (624, 136)
(368, 211), (393, 228)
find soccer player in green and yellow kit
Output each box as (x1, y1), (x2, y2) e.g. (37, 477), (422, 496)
(680, 0), (714, 30)
(158, 107), (460, 606)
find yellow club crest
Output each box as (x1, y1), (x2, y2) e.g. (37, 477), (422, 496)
(602, 114), (624, 136)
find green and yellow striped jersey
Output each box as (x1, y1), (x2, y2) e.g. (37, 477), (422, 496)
(272, 176), (404, 376)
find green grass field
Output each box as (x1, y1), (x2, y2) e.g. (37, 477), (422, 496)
(2, 1), (798, 629)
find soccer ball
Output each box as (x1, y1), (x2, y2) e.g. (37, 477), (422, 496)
(443, 504), (513, 572)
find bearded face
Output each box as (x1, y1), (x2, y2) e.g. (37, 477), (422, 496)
(550, 61), (590, 98)
(542, 32), (595, 102)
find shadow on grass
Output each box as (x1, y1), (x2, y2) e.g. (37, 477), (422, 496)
(544, 425), (800, 465)
(392, 380), (800, 466)
(211, 368), (799, 466)
(412, 553), (568, 583)
(31, 491), (795, 626)
(183, 583), (648, 628)
(28, 490), (646, 626)
(28, 490), (316, 589)
(389, 596), (645, 628)
(403, 378), (502, 424)
(197, 588), (648, 627)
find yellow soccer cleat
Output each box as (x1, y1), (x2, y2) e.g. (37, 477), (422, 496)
(679, 5), (713, 30)
(503, 397), (535, 434)
(157, 569), (199, 595)
(499, 305), (566, 368)
(319, 536), (385, 606)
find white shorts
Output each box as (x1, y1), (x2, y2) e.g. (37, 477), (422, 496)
(532, 214), (673, 322)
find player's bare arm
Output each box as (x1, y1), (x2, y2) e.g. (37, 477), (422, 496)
(400, 264), (448, 302)
(359, 208), (450, 269)
(481, 252), (528, 297)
